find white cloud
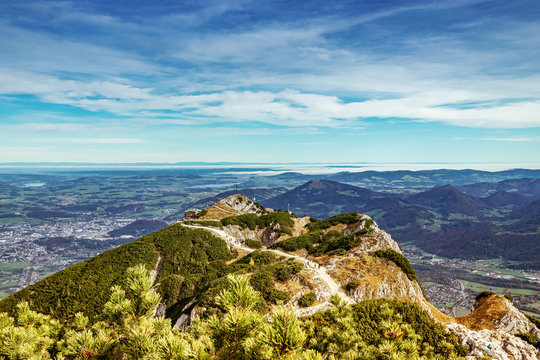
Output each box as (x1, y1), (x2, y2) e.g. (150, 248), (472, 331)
(480, 137), (540, 142)
(0, 1), (539, 131)
(0, 123), (89, 132)
(58, 138), (144, 144)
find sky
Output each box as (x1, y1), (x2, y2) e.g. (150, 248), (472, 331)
(1, 0), (539, 165)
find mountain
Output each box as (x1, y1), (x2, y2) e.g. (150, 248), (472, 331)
(325, 169), (540, 190)
(458, 177), (540, 199)
(263, 179), (388, 218)
(263, 180), (540, 266)
(187, 187), (287, 210)
(1, 195), (538, 359)
(107, 219), (169, 238)
(408, 184), (488, 216)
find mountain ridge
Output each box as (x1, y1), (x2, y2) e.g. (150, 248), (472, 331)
(1, 194), (538, 359)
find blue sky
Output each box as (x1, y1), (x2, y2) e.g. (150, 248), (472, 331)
(1, 0), (539, 164)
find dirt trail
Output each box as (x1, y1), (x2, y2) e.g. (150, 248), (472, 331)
(184, 224), (352, 304)
(271, 248), (352, 304)
(149, 251), (163, 283)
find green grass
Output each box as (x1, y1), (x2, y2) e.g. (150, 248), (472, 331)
(0, 262), (32, 271)
(482, 267), (528, 280)
(459, 280), (534, 296)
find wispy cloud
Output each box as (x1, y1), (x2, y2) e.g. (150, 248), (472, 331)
(57, 138), (144, 144)
(480, 137), (540, 142)
(0, 0), (539, 162)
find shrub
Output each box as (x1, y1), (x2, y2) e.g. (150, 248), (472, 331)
(159, 274), (184, 307)
(220, 211), (295, 231)
(276, 261), (303, 281)
(375, 249), (418, 282)
(259, 211), (295, 228)
(504, 293), (514, 302)
(346, 279), (361, 291)
(363, 217), (374, 229)
(323, 230), (341, 240)
(196, 209), (208, 218)
(307, 212), (359, 232)
(271, 231), (322, 252)
(307, 298), (467, 357)
(298, 292), (316, 307)
(280, 226), (293, 236)
(221, 213), (260, 230)
(315, 234), (357, 255)
(475, 291), (496, 302)
(246, 239), (263, 249)
(274, 230), (361, 256)
(237, 251), (276, 266)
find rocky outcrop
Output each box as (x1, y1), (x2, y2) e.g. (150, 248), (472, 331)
(199, 194), (265, 220)
(497, 299), (540, 337)
(451, 294), (540, 359)
(219, 216), (310, 246)
(457, 294), (540, 336)
(447, 322), (540, 360)
(352, 228), (401, 254)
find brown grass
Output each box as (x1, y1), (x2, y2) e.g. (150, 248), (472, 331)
(292, 218), (310, 236)
(456, 294), (509, 330)
(199, 205), (239, 220)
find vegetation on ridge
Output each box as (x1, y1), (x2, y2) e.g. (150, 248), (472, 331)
(272, 215), (371, 256)
(220, 210), (295, 233)
(0, 224), (232, 322)
(0, 265), (467, 359)
(375, 249), (427, 298)
(306, 212), (360, 232)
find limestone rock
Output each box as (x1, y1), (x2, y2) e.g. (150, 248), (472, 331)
(447, 322), (540, 360)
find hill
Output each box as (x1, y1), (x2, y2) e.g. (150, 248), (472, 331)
(481, 190), (532, 208)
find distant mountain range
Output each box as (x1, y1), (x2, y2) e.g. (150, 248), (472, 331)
(260, 178), (540, 268)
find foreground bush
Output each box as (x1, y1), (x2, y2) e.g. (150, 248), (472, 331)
(0, 264), (466, 359)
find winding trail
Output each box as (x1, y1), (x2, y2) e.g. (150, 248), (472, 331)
(183, 223), (352, 304)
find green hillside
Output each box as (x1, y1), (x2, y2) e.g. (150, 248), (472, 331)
(0, 223), (232, 321)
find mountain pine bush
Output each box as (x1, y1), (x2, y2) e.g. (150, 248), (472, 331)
(0, 264), (466, 359)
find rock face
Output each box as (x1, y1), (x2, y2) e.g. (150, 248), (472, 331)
(452, 294), (540, 359)
(457, 294), (540, 336)
(447, 322), (540, 360)
(497, 300), (540, 337)
(219, 216), (310, 246)
(199, 194), (265, 220)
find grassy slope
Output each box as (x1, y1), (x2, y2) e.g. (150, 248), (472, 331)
(0, 224), (231, 321)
